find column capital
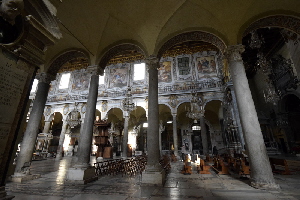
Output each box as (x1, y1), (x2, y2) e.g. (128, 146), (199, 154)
(225, 44), (245, 62)
(124, 111), (130, 118)
(146, 55), (159, 70)
(36, 72), (55, 84)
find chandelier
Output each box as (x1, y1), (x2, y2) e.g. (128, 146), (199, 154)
(122, 87), (135, 112)
(263, 82), (279, 105)
(257, 52), (271, 74)
(249, 30), (264, 49)
(66, 103), (81, 128)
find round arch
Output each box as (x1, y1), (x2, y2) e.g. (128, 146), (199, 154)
(238, 15), (300, 43)
(46, 49), (91, 77)
(156, 31), (227, 58)
(97, 42), (147, 72)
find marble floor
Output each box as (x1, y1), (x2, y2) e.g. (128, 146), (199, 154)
(5, 156), (300, 200)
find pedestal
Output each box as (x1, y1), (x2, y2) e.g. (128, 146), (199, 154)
(0, 186), (14, 200)
(142, 170), (165, 185)
(142, 164), (165, 186)
(11, 173), (41, 183)
(66, 166), (97, 184)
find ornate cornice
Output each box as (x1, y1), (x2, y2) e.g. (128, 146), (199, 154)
(225, 45), (245, 62)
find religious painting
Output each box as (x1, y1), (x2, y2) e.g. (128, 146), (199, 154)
(196, 56), (217, 78)
(109, 65), (128, 88)
(158, 61), (172, 82)
(71, 72), (89, 91)
(177, 57), (190, 75)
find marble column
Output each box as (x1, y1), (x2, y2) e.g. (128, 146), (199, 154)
(76, 74), (99, 166)
(43, 121), (51, 133)
(146, 57), (160, 168)
(226, 45), (278, 189)
(14, 73), (51, 175)
(55, 120), (68, 160)
(142, 56), (163, 185)
(172, 113), (179, 157)
(200, 115), (208, 155)
(122, 113), (129, 157)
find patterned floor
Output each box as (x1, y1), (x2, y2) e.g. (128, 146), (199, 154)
(5, 156), (300, 200)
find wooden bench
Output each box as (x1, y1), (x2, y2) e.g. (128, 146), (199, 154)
(269, 158), (291, 175)
(239, 159), (250, 175)
(197, 159), (211, 174)
(212, 158), (230, 175)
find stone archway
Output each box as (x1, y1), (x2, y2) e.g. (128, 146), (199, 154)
(47, 50), (90, 77)
(157, 31), (227, 58)
(98, 43), (146, 72)
(243, 15), (300, 38)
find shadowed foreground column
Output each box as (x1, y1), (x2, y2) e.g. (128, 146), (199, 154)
(227, 45), (279, 189)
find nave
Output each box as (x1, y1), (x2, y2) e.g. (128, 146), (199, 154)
(6, 155), (300, 200)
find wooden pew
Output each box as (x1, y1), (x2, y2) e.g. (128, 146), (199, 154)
(269, 158), (291, 175)
(197, 159), (211, 174)
(239, 159), (250, 175)
(181, 155), (192, 174)
(212, 157), (230, 175)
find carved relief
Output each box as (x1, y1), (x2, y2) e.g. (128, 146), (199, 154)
(168, 95), (178, 108)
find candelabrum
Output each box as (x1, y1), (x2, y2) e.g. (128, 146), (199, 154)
(257, 52), (271, 74)
(122, 87), (135, 112)
(249, 30), (264, 49)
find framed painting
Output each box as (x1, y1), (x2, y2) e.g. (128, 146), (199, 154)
(72, 72), (89, 91)
(177, 57), (190, 75)
(158, 61), (172, 82)
(109, 65), (128, 88)
(196, 55), (217, 78)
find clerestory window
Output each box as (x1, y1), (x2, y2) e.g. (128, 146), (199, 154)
(99, 73), (105, 85)
(133, 63), (145, 80)
(30, 79), (38, 93)
(59, 73), (71, 89)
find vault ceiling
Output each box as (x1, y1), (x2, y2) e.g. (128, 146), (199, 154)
(44, 0), (300, 69)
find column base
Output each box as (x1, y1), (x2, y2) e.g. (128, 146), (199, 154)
(66, 166), (98, 184)
(250, 181), (280, 190)
(142, 171), (165, 185)
(11, 173), (41, 183)
(142, 165), (165, 185)
(0, 186), (14, 200)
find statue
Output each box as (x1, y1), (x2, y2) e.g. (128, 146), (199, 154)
(0, 0), (24, 44)
(0, 0), (24, 25)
